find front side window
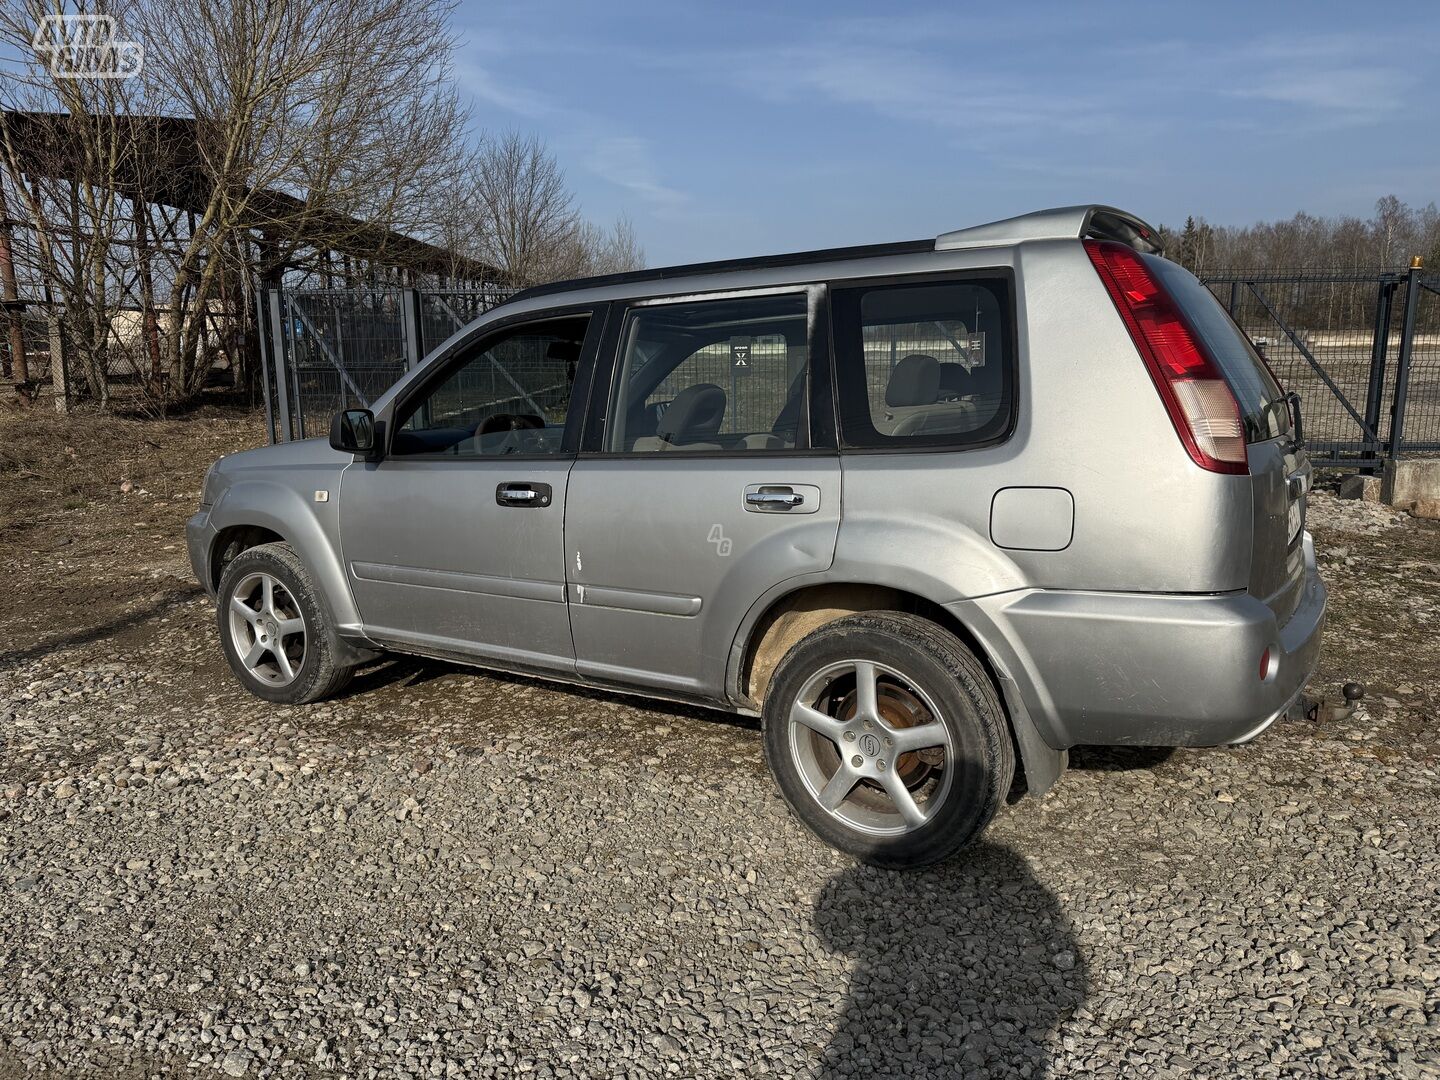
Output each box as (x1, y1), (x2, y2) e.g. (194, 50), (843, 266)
(606, 293), (809, 453)
(832, 279), (1014, 449)
(391, 316), (588, 457)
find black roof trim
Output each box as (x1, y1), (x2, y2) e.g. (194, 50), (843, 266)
(503, 237), (937, 305)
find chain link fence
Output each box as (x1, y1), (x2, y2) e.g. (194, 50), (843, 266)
(259, 286), (514, 440)
(1202, 265), (1440, 466)
(262, 268), (1440, 469)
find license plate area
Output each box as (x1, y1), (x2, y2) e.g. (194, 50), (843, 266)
(1287, 496), (1304, 545)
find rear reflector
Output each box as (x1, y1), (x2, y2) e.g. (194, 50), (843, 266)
(1085, 239), (1248, 474)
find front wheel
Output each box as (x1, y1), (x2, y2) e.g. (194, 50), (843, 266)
(762, 612), (1013, 869)
(216, 542), (354, 705)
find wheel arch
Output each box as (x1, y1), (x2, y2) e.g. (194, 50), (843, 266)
(206, 480), (373, 660)
(209, 524), (285, 591)
(730, 578), (1066, 797)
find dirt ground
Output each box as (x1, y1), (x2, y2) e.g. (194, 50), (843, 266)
(0, 401), (264, 668)
(2, 403), (1439, 1078)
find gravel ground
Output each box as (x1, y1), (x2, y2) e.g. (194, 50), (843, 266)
(2, 413), (1439, 1078)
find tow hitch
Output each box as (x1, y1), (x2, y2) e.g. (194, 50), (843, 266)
(1289, 682), (1365, 724)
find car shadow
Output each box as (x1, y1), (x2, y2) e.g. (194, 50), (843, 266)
(336, 654), (762, 732)
(0, 585), (204, 671)
(1067, 745), (1175, 772)
(812, 842), (1084, 1078)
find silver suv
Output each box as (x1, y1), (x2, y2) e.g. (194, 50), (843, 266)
(188, 205), (1325, 868)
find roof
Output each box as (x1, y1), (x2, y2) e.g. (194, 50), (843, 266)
(0, 110), (500, 280)
(504, 204), (1161, 306)
(937, 205), (1163, 254)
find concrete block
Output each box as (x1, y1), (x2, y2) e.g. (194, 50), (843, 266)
(1381, 460), (1440, 508)
(1338, 475), (1381, 502)
(1412, 499), (1440, 521)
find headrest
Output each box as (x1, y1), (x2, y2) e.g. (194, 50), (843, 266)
(885, 354), (940, 408)
(936, 362), (968, 398)
(546, 340), (582, 363)
(657, 384), (726, 443)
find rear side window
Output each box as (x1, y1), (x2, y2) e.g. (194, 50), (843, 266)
(832, 278), (1014, 449)
(1146, 257), (1288, 442)
(606, 292), (809, 453)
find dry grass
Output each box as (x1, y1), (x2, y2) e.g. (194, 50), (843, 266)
(0, 397), (266, 536)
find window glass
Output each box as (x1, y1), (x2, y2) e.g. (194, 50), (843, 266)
(608, 293), (808, 452)
(391, 316), (588, 456)
(833, 279), (1013, 449)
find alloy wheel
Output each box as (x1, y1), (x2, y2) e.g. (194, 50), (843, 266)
(226, 572), (307, 687)
(787, 659), (955, 836)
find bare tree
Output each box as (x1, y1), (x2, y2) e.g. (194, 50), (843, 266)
(576, 214), (645, 276)
(465, 130), (581, 285)
(0, 0), (472, 407)
(133, 0), (469, 398)
(0, 0), (156, 408)
(437, 132), (645, 286)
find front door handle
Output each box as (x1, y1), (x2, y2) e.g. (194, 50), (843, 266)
(746, 489), (804, 509)
(496, 482), (552, 507)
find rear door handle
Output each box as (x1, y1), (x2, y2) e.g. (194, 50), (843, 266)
(743, 484), (820, 514)
(496, 482), (552, 507)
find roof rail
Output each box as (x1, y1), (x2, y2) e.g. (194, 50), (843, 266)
(502, 237), (936, 306)
(936, 205), (1163, 255)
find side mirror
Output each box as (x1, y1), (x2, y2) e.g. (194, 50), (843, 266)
(330, 408), (377, 457)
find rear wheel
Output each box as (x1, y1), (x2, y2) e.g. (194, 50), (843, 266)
(762, 612), (1013, 868)
(217, 542), (354, 705)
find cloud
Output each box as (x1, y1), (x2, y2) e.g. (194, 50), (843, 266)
(452, 56), (560, 122)
(671, 21), (1132, 155)
(585, 136), (689, 211)
(1224, 49), (1409, 120)
(682, 20), (1425, 148)
(451, 56), (689, 212)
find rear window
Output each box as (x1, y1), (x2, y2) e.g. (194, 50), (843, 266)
(1146, 256), (1289, 442)
(831, 278), (1014, 450)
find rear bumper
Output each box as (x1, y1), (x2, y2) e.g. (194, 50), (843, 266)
(952, 534), (1327, 748)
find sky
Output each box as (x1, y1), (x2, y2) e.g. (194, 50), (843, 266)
(449, 0), (1440, 266)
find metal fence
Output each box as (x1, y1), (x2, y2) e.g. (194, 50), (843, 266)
(258, 285), (513, 441)
(262, 267), (1440, 469)
(1201, 263), (1440, 467)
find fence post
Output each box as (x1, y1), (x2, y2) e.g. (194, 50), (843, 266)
(46, 309), (69, 414)
(1361, 280), (1395, 468)
(267, 288), (294, 442)
(400, 288), (423, 370)
(1388, 258), (1424, 463)
(332, 296), (347, 411)
(289, 292), (307, 441)
(255, 288), (276, 443)
(1228, 280), (1241, 317)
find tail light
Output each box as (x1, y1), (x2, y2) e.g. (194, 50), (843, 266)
(1084, 239), (1248, 474)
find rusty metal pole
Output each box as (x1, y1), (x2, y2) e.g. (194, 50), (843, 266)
(0, 173), (31, 398)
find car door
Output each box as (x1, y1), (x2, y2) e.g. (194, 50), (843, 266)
(564, 285), (841, 700)
(339, 307), (603, 671)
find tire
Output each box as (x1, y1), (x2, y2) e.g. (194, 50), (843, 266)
(216, 542), (354, 705)
(762, 612), (1013, 869)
